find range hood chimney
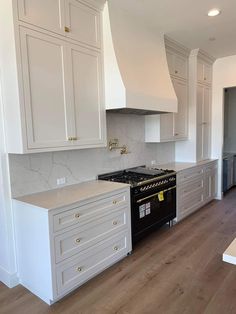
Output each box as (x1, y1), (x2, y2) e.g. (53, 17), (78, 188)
(102, 2), (177, 115)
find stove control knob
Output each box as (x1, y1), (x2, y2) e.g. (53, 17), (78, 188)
(140, 187), (144, 192)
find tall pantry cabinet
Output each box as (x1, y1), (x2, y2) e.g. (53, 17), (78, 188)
(0, 0), (106, 153)
(189, 49), (215, 161)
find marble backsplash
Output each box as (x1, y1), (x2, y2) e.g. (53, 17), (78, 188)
(9, 113), (175, 197)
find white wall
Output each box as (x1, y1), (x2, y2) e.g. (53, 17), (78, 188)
(0, 75), (17, 287)
(212, 55), (236, 198)
(223, 87), (236, 152)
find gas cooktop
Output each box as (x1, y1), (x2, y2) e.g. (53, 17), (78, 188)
(98, 166), (175, 187)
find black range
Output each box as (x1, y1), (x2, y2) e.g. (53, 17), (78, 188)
(98, 166), (176, 245)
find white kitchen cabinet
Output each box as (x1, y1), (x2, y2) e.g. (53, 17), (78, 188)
(145, 78), (188, 142)
(177, 160), (218, 221)
(19, 27), (105, 150)
(166, 49), (188, 81)
(2, 0), (106, 153)
(145, 114), (174, 143)
(14, 182), (132, 304)
(20, 28), (73, 149)
(68, 43), (104, 145)
(196, 84), (211, 161)
(173, 78), (188, 139)
(65, 0), (101, 48)
(17, 0), (65, 35)
(197, 59), (212, 85)
(204, 162), (217, 203)
(17, 0), (101, 48)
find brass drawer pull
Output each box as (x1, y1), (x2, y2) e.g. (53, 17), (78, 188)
(113, 200), (117, 205)
(77, 267), (82, 272)
(75, 238), (81, 243)
(72, 137), (78, 141)
(113, 246), (119, 251)
(68, 137), (72, 141)
(112, 221), (118, 225)
(175, 70), (178, 74)
(65, 26), (70, 33)
(75, 213), (80, 218)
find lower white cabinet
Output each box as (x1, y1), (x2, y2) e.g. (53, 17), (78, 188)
(14, 185), (132, 304)
(177, 161), (217, 221)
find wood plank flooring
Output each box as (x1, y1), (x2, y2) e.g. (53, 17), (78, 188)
(2, 188), (236, 314)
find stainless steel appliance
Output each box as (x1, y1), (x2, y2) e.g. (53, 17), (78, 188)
(98, 166), (176, 244)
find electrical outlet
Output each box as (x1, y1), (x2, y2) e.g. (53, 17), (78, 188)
(57, 177), (66, 186)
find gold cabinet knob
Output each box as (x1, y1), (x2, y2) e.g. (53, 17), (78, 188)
(75, 213), (80, 218)
(204, 77), (206, 80)
(65, 26), (70, 33)
(175, 70), (178, 74)
(77, 267), (82, 272)
(113, 246), (119, 251)
(112, 221), (118, 225)
(113, 200), (117, 205)
(75, 238), (81, 243)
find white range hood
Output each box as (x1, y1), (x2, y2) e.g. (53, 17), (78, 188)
(102, 2), (177, 115)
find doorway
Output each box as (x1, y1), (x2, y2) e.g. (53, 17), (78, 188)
(222, 87), (236, 194)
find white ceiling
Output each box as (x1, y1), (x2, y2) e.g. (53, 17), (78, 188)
(111, 0), (236, 59)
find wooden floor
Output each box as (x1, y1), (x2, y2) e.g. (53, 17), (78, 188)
(2, 189), (236, 314)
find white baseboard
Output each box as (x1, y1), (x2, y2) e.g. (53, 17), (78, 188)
(0, 266), (19, 288)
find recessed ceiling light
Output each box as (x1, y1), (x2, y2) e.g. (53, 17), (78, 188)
(208, 9), (221, 17)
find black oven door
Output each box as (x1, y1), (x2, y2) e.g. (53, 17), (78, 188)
(132, 185), (176, 243)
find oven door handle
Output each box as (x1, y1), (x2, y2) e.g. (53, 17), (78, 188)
(136, 186), (176, 203)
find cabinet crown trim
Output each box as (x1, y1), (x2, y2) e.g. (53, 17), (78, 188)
(164, 35), (190, 57)
(190, 48), (215, 64)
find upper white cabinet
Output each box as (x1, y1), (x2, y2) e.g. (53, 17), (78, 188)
(17, 0), (101, 48)
(68, 43), (104, 145)
(196, 84), (211, 161)
(65, 0), (101, 48)
(197, 59), (212, 85)
(145, 38), (189, 143)
(2, 0), (106, 153)
(17, 0), (65, 35)
(172, 79), (188, 139)
(166, 50), (188, 80)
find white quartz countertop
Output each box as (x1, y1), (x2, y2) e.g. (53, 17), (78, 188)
(14, 180), (130, 210)
(155, 159), (218, 172)
(223, 238), (236, 265)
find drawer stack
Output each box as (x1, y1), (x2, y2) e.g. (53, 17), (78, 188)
(51, 190), (131, 297)
(177, 161), (218, 221)
(14, 184), (132, 304)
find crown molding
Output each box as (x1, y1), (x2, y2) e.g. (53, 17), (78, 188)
(164, 35), (190, 57)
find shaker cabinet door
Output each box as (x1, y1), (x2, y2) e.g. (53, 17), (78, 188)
(67, 43), (105, 146)
(17, 0), (65, 35)
(20, 27), (73, 149)
(65, 0), (101, 48)
(173, 79), (188, 139)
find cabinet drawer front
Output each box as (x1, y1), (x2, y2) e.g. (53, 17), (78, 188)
(178, 188), (203, 215)
(53, 192), (128, 232)
(55, 209), (128, 263)
(178, 167), (203, 183)
(56, 232), (129, 295)
(178, 177), (203, 197)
